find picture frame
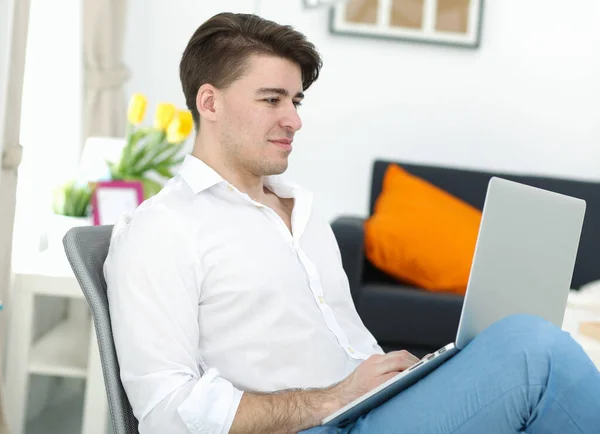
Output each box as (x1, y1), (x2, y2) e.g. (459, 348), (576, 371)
(91, 180), (144, 226)
(330, 0), (484, 48)
(303, 0), (343, 8)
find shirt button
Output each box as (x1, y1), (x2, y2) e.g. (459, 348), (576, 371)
(348, 347), (355, 354)
(318, 296), (325, 304)
(226, 184), (234, 192)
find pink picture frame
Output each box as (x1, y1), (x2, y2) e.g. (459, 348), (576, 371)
(91, 180), (145, 226)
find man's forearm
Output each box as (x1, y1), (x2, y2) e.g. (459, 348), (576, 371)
(229, 385), (340, 434)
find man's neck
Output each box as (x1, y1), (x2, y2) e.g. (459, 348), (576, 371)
(192, 141), (268, 202)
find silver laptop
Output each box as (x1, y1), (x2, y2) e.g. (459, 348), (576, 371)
(322, 177), (586, 428)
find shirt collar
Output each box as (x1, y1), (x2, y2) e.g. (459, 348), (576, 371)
(178, 154), (224, 194)
(178, 153), (302, 197)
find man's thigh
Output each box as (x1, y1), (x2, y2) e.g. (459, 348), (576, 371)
(305, 314), (595, 434)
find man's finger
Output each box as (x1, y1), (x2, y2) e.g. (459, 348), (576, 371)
(379, 371), (401, 384)
(376, 351), (418, 374)
(395, 350), (420, 364)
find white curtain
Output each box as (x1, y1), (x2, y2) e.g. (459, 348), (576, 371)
(83, 0), (130, 140)
(0, 0), (31, 423)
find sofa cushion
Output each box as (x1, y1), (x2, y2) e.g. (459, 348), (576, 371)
(369, 159), (600, 289)
(357, 283), (464, 349)
(364, 164), (481, 295)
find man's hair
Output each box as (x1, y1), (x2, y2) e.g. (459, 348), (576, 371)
(179, 13), (323, 129)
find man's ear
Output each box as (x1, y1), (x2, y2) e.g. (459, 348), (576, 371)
(196, 84), (217, 122)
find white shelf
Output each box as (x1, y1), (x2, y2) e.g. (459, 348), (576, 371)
(26, 388), (84, 434)
(28, 319), (90, 378)
(6, 249), (109, 434)
(12, 250), (84, 299)
(14, 273), (84, 298)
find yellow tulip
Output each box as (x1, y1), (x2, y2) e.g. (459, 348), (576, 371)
(127, 93), (147, 125)
(166, 110), (194, 143)
(154, 103), (176, 131)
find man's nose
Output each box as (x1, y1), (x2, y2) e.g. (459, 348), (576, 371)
(281, 103), (302, 132)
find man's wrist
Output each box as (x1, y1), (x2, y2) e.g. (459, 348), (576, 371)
(317, 382), (344, 422)
(231, 385), (344, 433)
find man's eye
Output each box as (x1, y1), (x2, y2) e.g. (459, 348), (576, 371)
(264, 98), (302, 108)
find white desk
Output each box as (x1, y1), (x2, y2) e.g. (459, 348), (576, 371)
(4, 250), (109, 434)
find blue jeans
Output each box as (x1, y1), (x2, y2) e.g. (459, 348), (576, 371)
(304, 314), (600, 434)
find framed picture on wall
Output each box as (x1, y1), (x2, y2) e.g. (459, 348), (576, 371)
(304, 0), (344, 8)
(330, 0), (484, 48)
(91, 180), (144, 226)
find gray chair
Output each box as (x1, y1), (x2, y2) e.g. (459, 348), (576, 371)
(63, 225), (139, 434)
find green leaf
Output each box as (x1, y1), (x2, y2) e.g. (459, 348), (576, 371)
(129, 147), (150, 173)
(154, 166), (173, 178)
(150, 143), (186, 168)
(123, 176), (163, 199)
(133, 143), (170, 173)
(52, 180), (92, 217)
(73, 187), (92, 216)
(118, 127), (149, 174)
(106, 160), (120, 179)
(140, 177), (163, 199)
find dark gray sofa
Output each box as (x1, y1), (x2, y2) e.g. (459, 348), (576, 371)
(331, 159), (600, 357)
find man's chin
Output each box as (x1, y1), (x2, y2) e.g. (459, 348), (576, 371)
(268, 164), (288, 176)
(264, 159), (288, 176)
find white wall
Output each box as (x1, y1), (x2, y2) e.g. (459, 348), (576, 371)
(9, 0), (85, 423)
(123, 0), (600, 222)
(13, 0), (83, 256)
(0, 0), (13, 174)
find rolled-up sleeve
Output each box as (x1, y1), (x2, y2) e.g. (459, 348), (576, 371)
(104, 208), (243, 433)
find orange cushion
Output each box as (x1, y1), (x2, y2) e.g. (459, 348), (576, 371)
(364, 164), (482, 295)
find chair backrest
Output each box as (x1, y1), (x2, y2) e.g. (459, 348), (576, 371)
(63, 225), (139, 434)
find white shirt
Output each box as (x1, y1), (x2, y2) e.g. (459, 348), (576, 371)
(104, 155), (383, 434)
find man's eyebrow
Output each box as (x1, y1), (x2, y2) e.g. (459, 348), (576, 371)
(256, 88), (305, 99)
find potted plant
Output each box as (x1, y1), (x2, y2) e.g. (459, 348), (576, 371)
(108, 93), (193, 198)
(46, 180), (93, 250)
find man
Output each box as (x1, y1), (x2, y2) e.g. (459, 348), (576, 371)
(104, 12), (600, 434)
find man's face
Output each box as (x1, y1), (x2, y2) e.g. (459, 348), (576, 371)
(216, 54), (304, 177)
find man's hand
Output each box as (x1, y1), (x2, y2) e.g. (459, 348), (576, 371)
(329, 350), (420, 410)
(229, 350), (420, 434)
